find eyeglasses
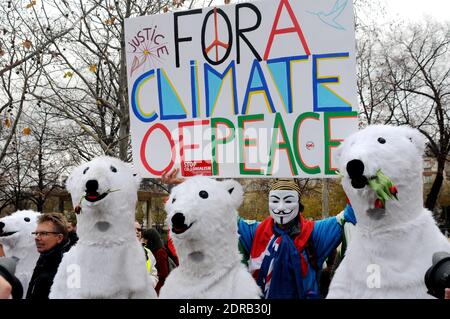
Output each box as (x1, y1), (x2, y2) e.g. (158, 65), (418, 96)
(135, 228), (142, 232)
(31, 231), (61, 237)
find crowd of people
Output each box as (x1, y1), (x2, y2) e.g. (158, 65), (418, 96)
(0, 209), (179, 299)
(0, 173), (448, 299)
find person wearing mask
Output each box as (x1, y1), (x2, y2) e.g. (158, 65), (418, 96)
(162, 171), (356, 299)
(238, 179), (356, 299)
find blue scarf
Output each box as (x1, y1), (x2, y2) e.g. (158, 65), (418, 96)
(257, 223), (306, 299)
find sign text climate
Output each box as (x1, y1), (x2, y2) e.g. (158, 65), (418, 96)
(125, 0), (358, 177)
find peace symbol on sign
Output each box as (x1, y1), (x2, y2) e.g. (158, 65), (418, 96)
(201, 7), (233, 65)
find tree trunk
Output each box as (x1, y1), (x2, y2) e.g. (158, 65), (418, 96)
(36, 199), (44, 213)
(322, 179), (329, 217)
(118, 115), (129, 161)
(14, 193), (22, 211)
(118, 23), (130, 161)
(37, 144), (44, 213)
(425, 158), (445, 212)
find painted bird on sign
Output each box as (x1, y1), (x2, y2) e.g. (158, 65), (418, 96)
(306, 0), (348, 31)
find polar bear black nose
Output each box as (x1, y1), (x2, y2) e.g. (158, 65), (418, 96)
(86, 179), (99, 193)
(0, 222), (4, 232)
(346, 159), (368, 189)
(171, 213), (185, 228)
(346, 159), (364, 178)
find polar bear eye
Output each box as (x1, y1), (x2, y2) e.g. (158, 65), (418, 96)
(199, 190), (209, 199)
(110, 166), (117, 173)
(172, 197), (176, 203)
(377, 137), (386, 144)
(24, 217), (30, 222)
(83, 167), (89, 174)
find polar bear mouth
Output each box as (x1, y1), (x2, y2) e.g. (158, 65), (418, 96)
(172, 222), (194, 235)
(0, 231), (17, 237)
(188, 251), (204, 262)
(366, 208), (386, 219)
(350, 176), (369, 189)
(95, 221), (111, 232)
(85, 191), (109, 203)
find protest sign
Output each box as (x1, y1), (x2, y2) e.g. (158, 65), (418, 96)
(125, 0), (358, 177)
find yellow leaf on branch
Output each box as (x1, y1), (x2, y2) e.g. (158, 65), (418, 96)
(25, 0), (36, 9)
(105, 16), (116, 25)
(22, 127), (31, 136)
(23, 39), (32, 49)
(63, 71), (73, 78)
(172, 0), (184, 8)
(89, 64), (97, 73)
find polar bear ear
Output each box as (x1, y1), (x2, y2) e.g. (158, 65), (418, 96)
(65, 167), (79, 194)
(221, 179), (244, 210)
(126, 162), (142, 188)
(404, 126), (426, 155)
(131, 171), (142, 188)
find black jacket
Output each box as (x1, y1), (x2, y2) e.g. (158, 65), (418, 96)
(26, 239), (71, 299)
(67, 231), (79, 249)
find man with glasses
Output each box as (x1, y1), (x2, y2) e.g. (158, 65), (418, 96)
(26, 213), (71, 299)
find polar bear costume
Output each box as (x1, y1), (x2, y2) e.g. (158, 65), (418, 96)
(49, 156), (156, 298)
(327, 125), (450, 298)
(159, 176), (261, 299)
(0, 210), (40, 295)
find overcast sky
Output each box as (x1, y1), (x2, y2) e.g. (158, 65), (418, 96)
(380, 0), (450, 22)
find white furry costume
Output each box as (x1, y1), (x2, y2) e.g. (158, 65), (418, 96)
(49, 156), (156, 299)
(327, 125), (450, 298)
(159, 176), (261, 299)
(0, 210), (40, 295)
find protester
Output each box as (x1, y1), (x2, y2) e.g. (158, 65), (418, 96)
(0, 257), (23, 299)
(162, 172), (356, 299)
(239, 179), (355, 299)
(0, 275), (12, 299)
(135, 222), (158, 288)
(142, 228), (170, 295)
(26, 213), (71, 299)
(64, 211), (79, 249)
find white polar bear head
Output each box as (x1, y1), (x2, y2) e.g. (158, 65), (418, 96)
(335, 125), (426, 228)
(65, 156), (141, 244)
(165, 176), (243, 267)
(0, 210), (40, 256)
